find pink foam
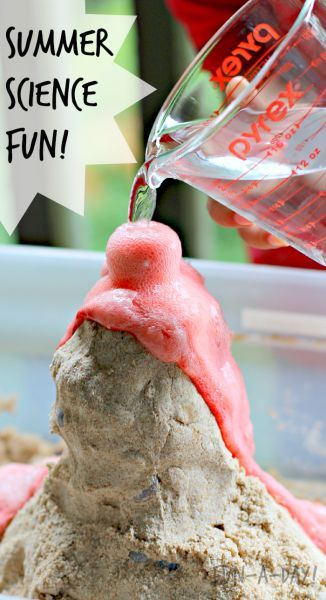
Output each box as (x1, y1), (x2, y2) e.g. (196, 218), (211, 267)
(0, 463), (49, 535)
(55, 220), (323, 553)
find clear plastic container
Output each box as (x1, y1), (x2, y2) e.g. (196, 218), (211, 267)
(0, 245), (325, 599)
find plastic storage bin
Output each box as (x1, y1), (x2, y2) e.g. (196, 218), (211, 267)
(1, 245), (325, 476)
(0, 246), (325, 600)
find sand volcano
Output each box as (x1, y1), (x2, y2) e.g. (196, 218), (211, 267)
(0, 222), (325, 599)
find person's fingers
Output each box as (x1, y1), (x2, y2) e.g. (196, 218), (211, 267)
(225, 76), (266, 110)
(207, 198), (288, 249)
(238, 225), (288, 250)
(225, 76), (258, 106)
(207, 198), (252, 228)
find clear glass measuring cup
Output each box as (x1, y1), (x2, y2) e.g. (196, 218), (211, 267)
(129, 0), (326, 266)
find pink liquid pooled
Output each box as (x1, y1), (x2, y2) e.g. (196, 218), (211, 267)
(57, 220), (323, 553)
(0, 462), (50, 536)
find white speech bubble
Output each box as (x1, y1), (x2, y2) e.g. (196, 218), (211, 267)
(0, 0), (156, 234)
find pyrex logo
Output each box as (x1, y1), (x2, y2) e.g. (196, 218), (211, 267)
(228, 81), (305, 160)
(210, 23), (280, 92)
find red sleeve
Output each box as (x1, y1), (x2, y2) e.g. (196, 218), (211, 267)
(165, 0), (244, 50)
(248, 247), (325, 270)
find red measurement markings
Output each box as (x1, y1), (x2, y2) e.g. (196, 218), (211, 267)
(248, 173), (293, 207)
(247, 80), (320, 152)
(255, 158), (324, 222)
(299, 198), (325, 233)
(308, 119), (325, 141)
(296, 52), (326, 82)
(306, 199), (325, 222)
(295, 63), (314, 83)
(275, 85), (315, 139)
(311, 52), (326, 68)
(259, 181), (307, 221)
(295, 120), (325, 152)
(239, 174), (269, 196)
(291, 27), (314, 49)
(300, 218), (323, 234)
(282, 191), (324, 230)
(296, 89), (326, 128)
(218, 154), (269, 192)
(311, 233), (326, 247)
(260, 86), (323, 158)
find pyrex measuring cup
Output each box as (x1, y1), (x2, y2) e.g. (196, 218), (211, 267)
(129, 0), (326, 265)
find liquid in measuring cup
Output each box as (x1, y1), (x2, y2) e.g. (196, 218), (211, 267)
(129, 103), (326, 265)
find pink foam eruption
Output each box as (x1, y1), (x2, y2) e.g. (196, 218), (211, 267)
(1, 221), (325, 552)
